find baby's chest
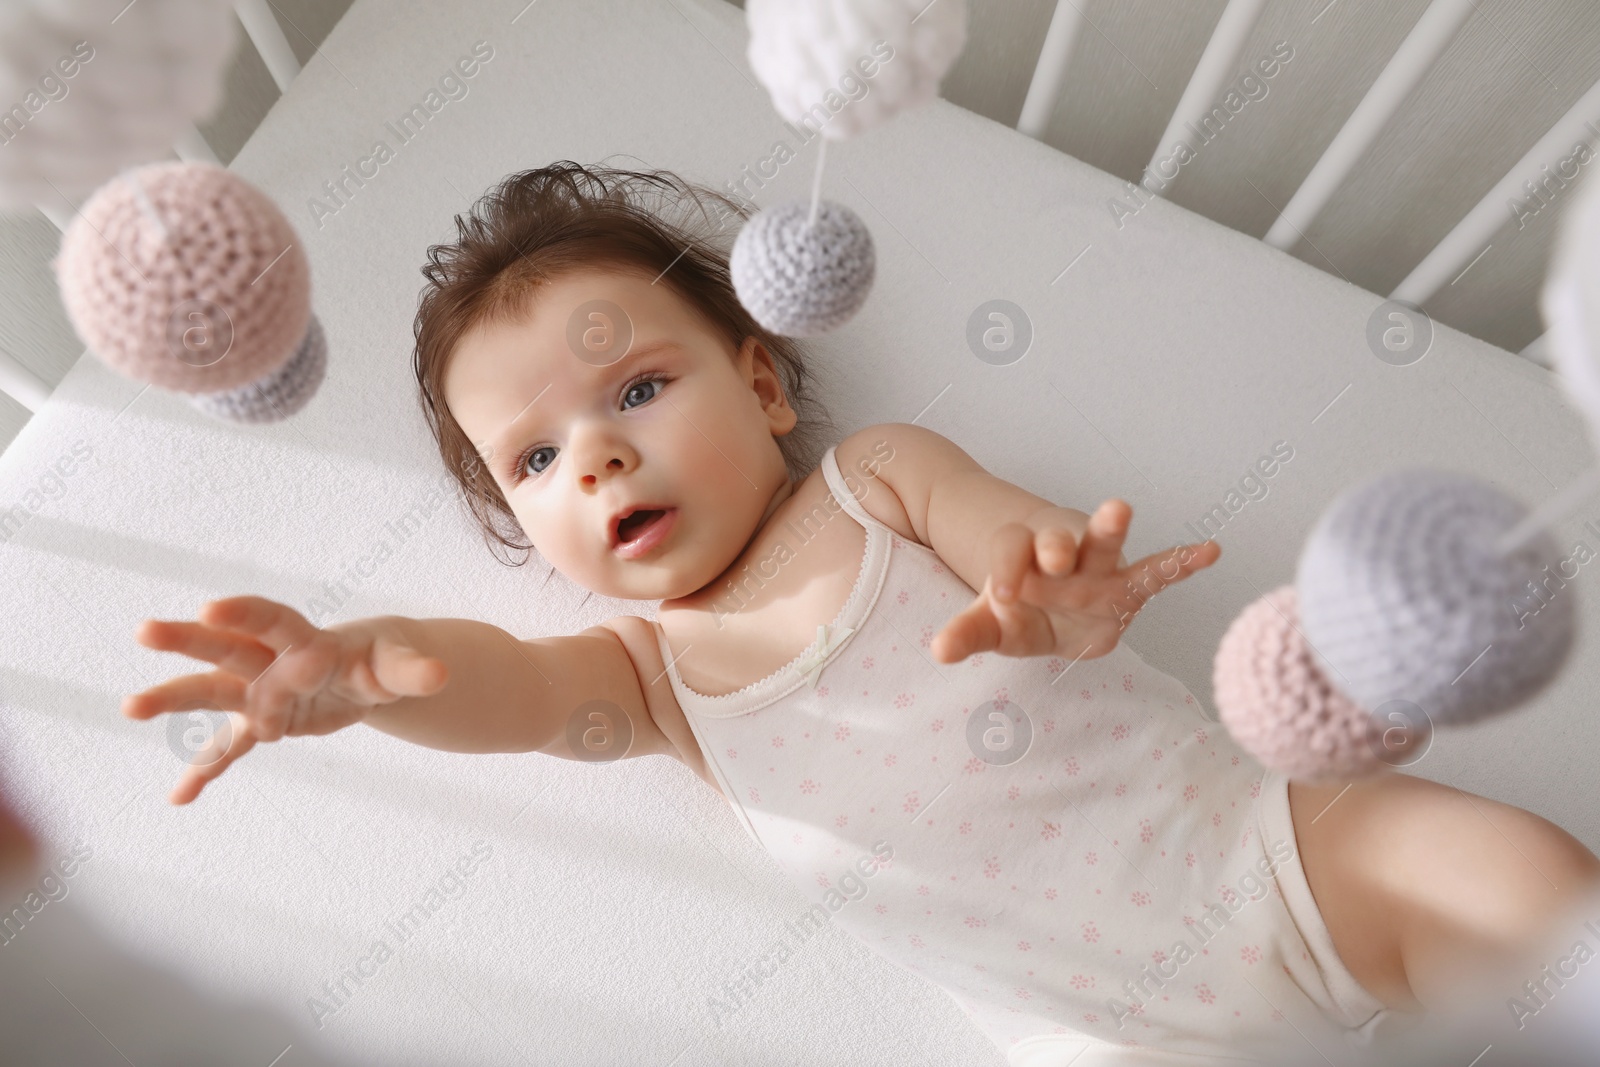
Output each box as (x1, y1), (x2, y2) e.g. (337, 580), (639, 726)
(666, 598), (849, 698)
(663, 495), (877, 699)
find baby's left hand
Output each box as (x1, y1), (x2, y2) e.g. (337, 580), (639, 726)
(930, 501), (1220, 665)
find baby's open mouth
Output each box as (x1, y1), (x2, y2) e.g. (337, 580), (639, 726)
(617, 509), (668, 544)
(609, 503), (678, 559)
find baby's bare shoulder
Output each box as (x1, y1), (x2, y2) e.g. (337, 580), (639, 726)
(831, 424), (932, 544)
(588, 616), (720, 796)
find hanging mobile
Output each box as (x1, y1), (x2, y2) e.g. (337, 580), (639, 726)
(731, 140), (877, 337)
(732, 0), (969, 336)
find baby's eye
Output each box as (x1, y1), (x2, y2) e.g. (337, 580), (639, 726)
(523, 446), (556, 477)
(622, 377), (664, 409)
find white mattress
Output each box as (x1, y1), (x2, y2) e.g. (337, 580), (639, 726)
(2, 0), (1596, 1063)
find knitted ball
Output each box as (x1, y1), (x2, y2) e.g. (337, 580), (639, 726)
(731, 199), (875, 336)
(190, 313), (325, 423)
(746, 0), (968, 141)
(1542, 165), (1600, 456)
(53, 161), (311, 394)
(1297, 468), (1575, 726)
(0, 0), (236, 210)
(1214, 585), (1393, 784)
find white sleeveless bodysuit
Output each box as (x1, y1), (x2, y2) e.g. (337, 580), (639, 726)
(651, 445), (1406, 1065)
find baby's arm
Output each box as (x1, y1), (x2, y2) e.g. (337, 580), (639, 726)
(126, 598), (679, 802)
(848, 423), (1217, 662)
(853, 422), (1121, 591)
(336, 615), (671, 762)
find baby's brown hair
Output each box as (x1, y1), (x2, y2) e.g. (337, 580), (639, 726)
(412, 160), (834, 567)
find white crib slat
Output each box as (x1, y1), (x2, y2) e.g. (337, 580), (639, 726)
(233, 0), (301, 94)
(1264, 0), (1475, 250)
(1143, 0), (1266, 191)
(1520, 331), (1553, 368)
(37, 201), (73, 232)
(0, 350), (52, 412)
(1017, 0), (1086, 139)
(1391, 76), (1600, 307)
(173, 122), (220, 165)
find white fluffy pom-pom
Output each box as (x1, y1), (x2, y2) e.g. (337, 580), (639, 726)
(745, 0), (968, 141)
(0, 0), (236, 210)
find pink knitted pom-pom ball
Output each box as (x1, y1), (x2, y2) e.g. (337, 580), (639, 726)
(52, 161), (310, 394)
(1213, 585), (1410, 784)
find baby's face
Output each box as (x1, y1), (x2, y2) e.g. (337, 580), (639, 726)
(444, 266), (797, 602)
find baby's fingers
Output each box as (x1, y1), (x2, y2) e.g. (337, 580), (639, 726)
(1126, 539), (1222, 589)
(123, 670), (246, 721)
(200, 596), (321, 656)
(1035, 526), (1078, 578)
(170, 712), (256, 805)
(1077, 499), (1132, 575)
(990, 523), (1036, 603)
(134, 618), (275, 679)
(932, 595), (1002, 664)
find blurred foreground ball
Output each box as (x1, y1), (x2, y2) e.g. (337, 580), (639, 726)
(189, 313), (326, 423)
(1296, 468), (1575, 725)
(1214, 585), (1392, 783)
(53, 161), (323, 422)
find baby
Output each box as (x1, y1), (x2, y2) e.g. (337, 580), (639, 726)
(124, 163), (1600, 1066)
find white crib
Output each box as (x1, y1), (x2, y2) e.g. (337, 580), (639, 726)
(2, 2), (1599, 1065)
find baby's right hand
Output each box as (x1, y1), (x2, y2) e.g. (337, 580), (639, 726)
(123, 596), (449, 805)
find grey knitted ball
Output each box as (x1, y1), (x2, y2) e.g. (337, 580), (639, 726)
(730, 199), (874, 337)
(190, 312), (326, 424)
(1296, 468), (1575, 726)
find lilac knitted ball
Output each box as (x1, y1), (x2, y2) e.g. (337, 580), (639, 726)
(731, 199), (875, 336)
(1296, 468), (1574, 725)
(1213, 585), (1392, 784)
(53, 161), (310, 394)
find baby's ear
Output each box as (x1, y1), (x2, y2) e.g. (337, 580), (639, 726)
(745, 339), (796, 427)
(743, 335), (785, 379)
